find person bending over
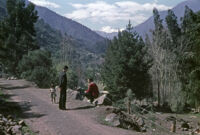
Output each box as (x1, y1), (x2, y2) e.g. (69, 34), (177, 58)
(85, 78), (99, 103)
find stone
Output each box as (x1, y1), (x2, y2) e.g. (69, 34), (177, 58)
(105, 113), (121, 127)
(137, 117), (145, 126)
(67, 89), (82, 100)
(0, 120), (4, 125)
(7, 115), (13, 120)
(9, 122), (17, 126)
(2, 117), (8, 122)
(6, 127), (12, 134)
(18, 120), (26, 126)
(11, 125), (22, 134)
(93, 94), (112, 106)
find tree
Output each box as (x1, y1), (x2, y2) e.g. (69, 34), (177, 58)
(68, 70), (78, 89)
(165, 9), (181, 50)
(18, 50), (57, 88)
(0, 0), (38, 74)
(180, 8), (200, 108)
(101, 21), (152, 101)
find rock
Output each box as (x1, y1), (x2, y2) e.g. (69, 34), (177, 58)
(137, 117), (145, 126)
(7, 127), (12, 134)
(9, 122), (17, 126)
(105, 111), (145, 132)
(18, 120), (26, 126)
(67, 89), (82, 100)
(11, 125), (22, 134)
(105, 113), (121, 127)
(2, 117), (8, 122)
(0, 120), (4, 125)
(93, 94), (112, 106)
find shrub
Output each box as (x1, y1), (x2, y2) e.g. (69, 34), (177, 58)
(18, 50), (57, 88)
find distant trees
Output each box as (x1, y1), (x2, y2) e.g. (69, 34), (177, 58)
(101, 21), (152, 102)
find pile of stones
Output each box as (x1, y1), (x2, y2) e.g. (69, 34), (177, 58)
(0, 114), (26, 135)
(105, 107), (146, 132)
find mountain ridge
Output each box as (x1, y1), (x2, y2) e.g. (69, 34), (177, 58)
(98, 0), (200, 39)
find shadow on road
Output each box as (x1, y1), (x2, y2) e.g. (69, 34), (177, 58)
(68, 105), (95, 111)
(0, 83), (30, 90)
(0, 89), (45, 120)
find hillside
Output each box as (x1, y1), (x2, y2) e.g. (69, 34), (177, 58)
(34, 5), (106, 53)
(99, 0), (200, 39)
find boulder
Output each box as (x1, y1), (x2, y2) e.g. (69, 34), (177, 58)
(105, 111), (145, 132)
(93, 94), (112, 106)
(105, 113), (121, 127)
(67, 89), (82, 100)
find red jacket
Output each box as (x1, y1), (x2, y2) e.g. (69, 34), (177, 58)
(86, 82), (99, 98)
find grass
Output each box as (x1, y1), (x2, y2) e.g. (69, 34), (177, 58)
(22, 126), (37, 135)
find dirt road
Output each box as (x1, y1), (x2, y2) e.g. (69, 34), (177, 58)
(0, 79), (141, 135)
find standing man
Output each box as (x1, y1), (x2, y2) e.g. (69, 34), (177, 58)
(85, 78), (99, 104)
(59, 66), (68, 110)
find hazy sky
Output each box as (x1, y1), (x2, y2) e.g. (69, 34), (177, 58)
(29, 0), (187, 33)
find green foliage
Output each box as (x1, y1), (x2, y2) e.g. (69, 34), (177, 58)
(68, 70), (78, 89)
(18, 50), (57, 88)
(179, 8), (200, 108)
(0, 0), (38, 74)
(165, 9), (181, 50)
(169, 90), (186, 113)
(125, 89), (135, 101)
(35, 19), (62, 55)
(101, 21), (152, 102)
(0, 0), (7, 21)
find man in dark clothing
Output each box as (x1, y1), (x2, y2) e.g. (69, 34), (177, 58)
(85, 78), (99, 103)
(59, 66), (68, 110)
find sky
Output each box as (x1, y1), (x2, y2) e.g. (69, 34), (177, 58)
(28, 0), (187, 33)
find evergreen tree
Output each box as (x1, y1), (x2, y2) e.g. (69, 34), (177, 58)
(165, 9), (181, 50)
(101, 21), (152, 101)
(0, 0), (38, 74)
(180, 8), (200, 108)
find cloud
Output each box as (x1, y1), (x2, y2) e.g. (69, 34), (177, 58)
(101, 26), (124, 33)
(29, 0), (60, 8)
(65, 1), (171, 25)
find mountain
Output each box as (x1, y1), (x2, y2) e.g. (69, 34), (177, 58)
(100, 0), (200, 39)
(33, 5), (106, 52)
(96, 31), (117, 40)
